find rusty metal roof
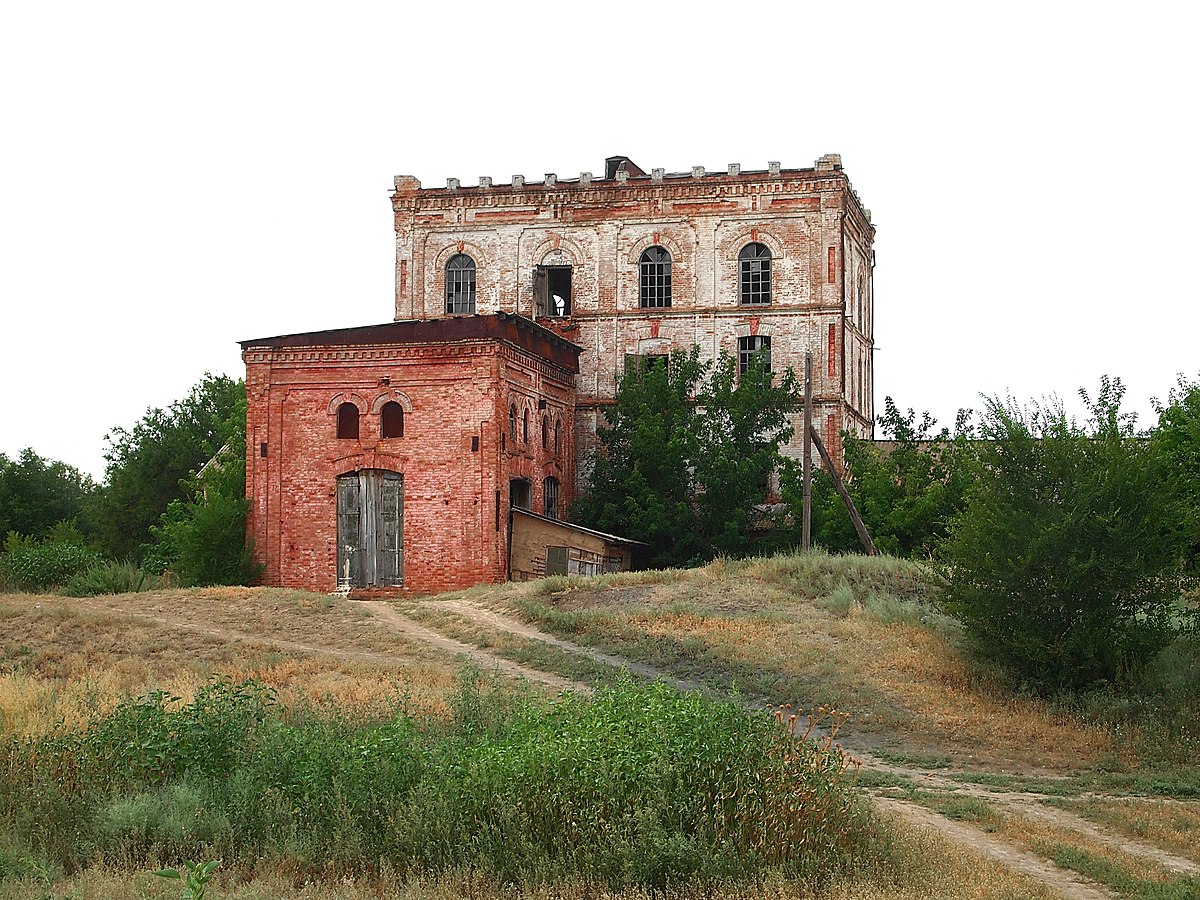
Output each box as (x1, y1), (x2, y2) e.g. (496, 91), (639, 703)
(240, 312), (582, 373)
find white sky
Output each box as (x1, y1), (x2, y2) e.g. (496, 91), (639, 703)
(2, 1), (1197, 480)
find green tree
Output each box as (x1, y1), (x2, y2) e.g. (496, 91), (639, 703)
(149, 403), (259, 586)
(572, 347), (799, 568)
(0, 448), (96, 540)
(91, 374), (244, 561)
(940, 377), (1185, 692)
(1151, 374), (1200, 566)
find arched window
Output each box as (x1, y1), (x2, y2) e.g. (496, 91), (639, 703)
(639, 246), (672, 308)
(554, 420), (561, 457)
(445, 254), (476, 315)
(544, 476), (560, 520)
(739, 243), (772, 305)
(336, 403), (359, 440)
(522, 408), (529, 443)
(380, 401), (404, 438)
(509, 405), (517, 442)
(541, 415), (549, 450)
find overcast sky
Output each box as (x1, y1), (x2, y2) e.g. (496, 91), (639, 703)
(2, 1), (1197, 480)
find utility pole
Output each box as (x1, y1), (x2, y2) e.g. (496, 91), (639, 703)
(802, 351), (812, 550)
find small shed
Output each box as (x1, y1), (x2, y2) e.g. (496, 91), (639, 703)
(509, 509), (646, 581)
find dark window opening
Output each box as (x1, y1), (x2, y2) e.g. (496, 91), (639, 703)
(336, 403), (359, 440)
(509, 405), (517, 443)
(509, 478), (531, 511)
(546, 546), (568, 576)
(471, 435), (479, 452)
(446, 253), (477, 315)
(554, 421), (561, 457)
(541, 415), (549, 450)
(522, 408), (529, 443)
(544, 476), (560, 520)
(738, 335), (772, 375)
(535, 265), (572, 316)
(260, 442), (268, 458)
(380, 401), (404, 438)
(639, 246), (672, 308)
(739, 242), (772, 305)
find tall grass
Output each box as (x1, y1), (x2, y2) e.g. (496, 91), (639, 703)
(0, 673), (879, 892)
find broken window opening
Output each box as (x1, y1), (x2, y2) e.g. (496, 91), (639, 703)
(639, 246), (672, 308)
(509, 478), (532, 511)
(738, 335), (772, 375)
(336, 403), (360, 440)
(445, 253), (477, 315)
(380, 401), (404, 438)
(543, 476), (560, 520)
(535, 265), (572, 317)
(739, 243), (772, 305)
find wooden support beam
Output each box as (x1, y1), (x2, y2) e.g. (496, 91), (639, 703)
(808, 424), (878, 556)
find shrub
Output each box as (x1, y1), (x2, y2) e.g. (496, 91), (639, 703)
(940, 378), (1185, 692)
(0, 532), (101, 593)
(59, 560), (152, 597)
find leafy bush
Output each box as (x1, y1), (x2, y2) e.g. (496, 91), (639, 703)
(3, 675), (875, 891)
(0, 532), (101, 593)
(60, 560), (151, 597)
(940, 378), (1186, 692)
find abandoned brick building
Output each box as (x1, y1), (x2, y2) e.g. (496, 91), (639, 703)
(243, 154), (875, 594)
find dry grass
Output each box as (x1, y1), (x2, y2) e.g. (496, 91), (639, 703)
(0, 588), (463, 738)
(498, 557), (1117, 773)
(1048, 797), (1200, 865)
(0, 818), (1064, 900)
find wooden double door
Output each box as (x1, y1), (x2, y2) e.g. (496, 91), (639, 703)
(336, 469), (403, 588)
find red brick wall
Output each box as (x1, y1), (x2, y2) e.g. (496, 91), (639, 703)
(244, 335), (575, 594)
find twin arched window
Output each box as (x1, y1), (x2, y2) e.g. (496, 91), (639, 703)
(739, 243), (772, 305)
(336, 401), (405, 440)
(446, 254), (476, 314)
(639, 246), (672, 308)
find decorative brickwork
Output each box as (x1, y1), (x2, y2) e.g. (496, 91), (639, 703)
(392, 155), (876, 482)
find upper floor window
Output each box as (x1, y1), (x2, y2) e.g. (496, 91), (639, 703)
(336, 403), (360, 440)
(522, 408), (529, 443)
(739, 243), (772, 305)
(541, 415), (549, 450)
(544, 476), (560, 520)
(445, 254), (476, 315)
(738, 335), (772, 375)
(639, 246), (672, 308)
(380, 401), (404, 438)
(509, 405), (517, 443)
(554, 420), (561, 457)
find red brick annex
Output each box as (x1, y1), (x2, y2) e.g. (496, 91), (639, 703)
(242, 154), (875, 594)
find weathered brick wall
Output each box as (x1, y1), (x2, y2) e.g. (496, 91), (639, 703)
(243, 332), (576, 593)
(392, 155), (876, 479)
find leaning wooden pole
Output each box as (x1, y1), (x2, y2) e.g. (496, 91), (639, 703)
(808, 424), (878, 556)
(802, 351), (812, 551)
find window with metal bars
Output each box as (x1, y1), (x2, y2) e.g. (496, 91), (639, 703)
(445, 254), (476, 314)
(738, 335), (772, 374)
(639, 246), (672, 308)
(543, 476), (560, 520)
(739, 243), (772, 305)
